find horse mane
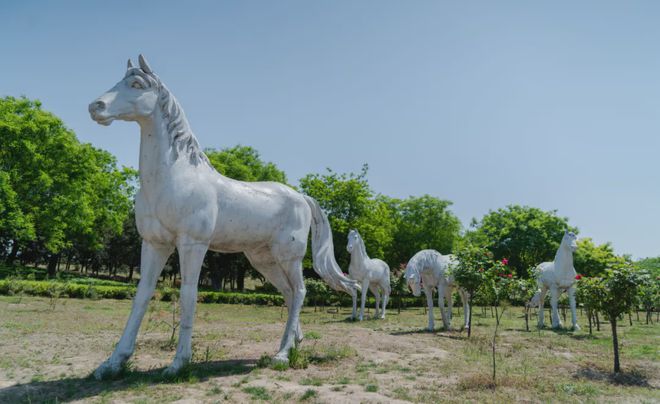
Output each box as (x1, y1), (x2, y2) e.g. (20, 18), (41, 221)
(126, 67), (211, 167)
(351, 230), (369, 259)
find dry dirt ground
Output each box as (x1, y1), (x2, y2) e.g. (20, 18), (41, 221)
(0, 296), (658, 403)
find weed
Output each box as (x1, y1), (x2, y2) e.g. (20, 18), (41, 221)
(300, 389), (318, 401)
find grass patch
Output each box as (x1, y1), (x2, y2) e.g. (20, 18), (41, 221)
(242, 386), (270, 401)
(304, 330), (322, 340)
(300, 376), (324, 386)
(365, 384), (378, 392)
(300, 389), (318, 401)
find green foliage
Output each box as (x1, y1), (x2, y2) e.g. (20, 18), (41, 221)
(595, 267), (646, 321)
(467, 205), (576, 278)
(453, 245), (492, 295)
(0, 96), (132, 266)
(574, 238), (627, 277)
(299, 165), (395, 270)
(637, 274), (659, 317)
(0, 279), (285, 305)
(387, 194), (461, 265)
(635, 256), (660, 278)
(205, 145), (287, 184)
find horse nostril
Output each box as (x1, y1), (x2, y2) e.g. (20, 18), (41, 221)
(91, 100), (106, 112)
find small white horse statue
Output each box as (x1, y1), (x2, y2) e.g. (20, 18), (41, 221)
(346, 229), (391, 320)
(527, 231), (580, 330)
(88, 55), (358, 379)
(404, 249), (470, 331)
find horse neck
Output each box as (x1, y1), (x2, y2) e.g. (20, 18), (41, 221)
(136, 89), (213, 196)
(554, 243), (574, 273)
(350, 239), (369, 267)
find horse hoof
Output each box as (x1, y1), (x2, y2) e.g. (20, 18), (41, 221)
(94, 360), (122, 380)
(272, 353), (288, 365)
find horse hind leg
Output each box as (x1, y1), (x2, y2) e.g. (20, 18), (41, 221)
(369, 284), (381, 319)
(245, 251), (302, 349)
(380, 280), (390, 319)
(272, 256), (307, 363)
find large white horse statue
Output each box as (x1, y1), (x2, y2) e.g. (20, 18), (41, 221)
(528, 231), (580, 330)
(404, 249), (470, 331)
(88, 55), (358, 378)
(346, 229), (391, 320)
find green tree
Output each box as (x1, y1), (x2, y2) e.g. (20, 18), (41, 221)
(388, 195), (461, 266)
(453, 244), (493, 337)
(203, 145), (288, 291)
(0, 96), (133, 274)
(635, 257), (660, 278)
(467, 205), (576, 278)
(574, 238), (626, 277)
(593, 267), (646, 373)
(299, 165), (395, 272)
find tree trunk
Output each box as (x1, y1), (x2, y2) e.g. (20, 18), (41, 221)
(467, 297), (473, 338)
(236, 266), (247, 291)
(595, 312), (600, 331)
(47, 254), (59, 278)
(610, 318), (620, 373)
(628, 312), (632, 326)
(588, 309), (592, 335)
(524, 307), (529, 332)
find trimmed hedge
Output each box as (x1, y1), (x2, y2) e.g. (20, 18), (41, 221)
(0, 279), (427, 307)
(0, 279), (285, 305)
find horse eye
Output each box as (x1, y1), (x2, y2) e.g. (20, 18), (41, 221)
(131, 81), (143, 89)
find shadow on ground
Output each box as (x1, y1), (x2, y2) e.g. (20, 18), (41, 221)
(575, 364), (654, 388)
(0, 359), (256, 403)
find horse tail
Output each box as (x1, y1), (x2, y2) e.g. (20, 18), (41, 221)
(303, 195), (359, 295)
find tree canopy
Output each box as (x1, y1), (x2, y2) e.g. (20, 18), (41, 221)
(0, 96), (133, 273)
(466, 205), (577, 277)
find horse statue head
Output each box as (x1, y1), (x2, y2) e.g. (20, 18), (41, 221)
(404, 262), (422, 297)
(346, 229), (361, 253)
(89, 55), (161, 126)
(562, 230), (578, 253)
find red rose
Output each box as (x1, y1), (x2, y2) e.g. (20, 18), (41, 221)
(501, 258), (509, 265)
(507, 274), (512, 278)
(575, 274), (582, 280)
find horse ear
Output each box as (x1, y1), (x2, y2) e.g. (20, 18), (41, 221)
(127, 59), (134, 70)
(138, 54), (153, 74)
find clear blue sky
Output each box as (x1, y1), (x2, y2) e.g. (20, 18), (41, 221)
(2, 1), (659, 258)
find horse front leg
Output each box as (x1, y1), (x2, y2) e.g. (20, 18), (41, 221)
(446, 287), (454, 323)
(424, 286), (435, 331)
(359, 279), (369, 321)
(550, 287), (561, 329)
(438, 284), (450, 330)
(351, 288), (358, 320)
(164, 241), (208, 376)
(459, 289), (470, 330)
(568, 286), (580, 330)
(537, 287), (548, 328)
(95, 241), (172, 380)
